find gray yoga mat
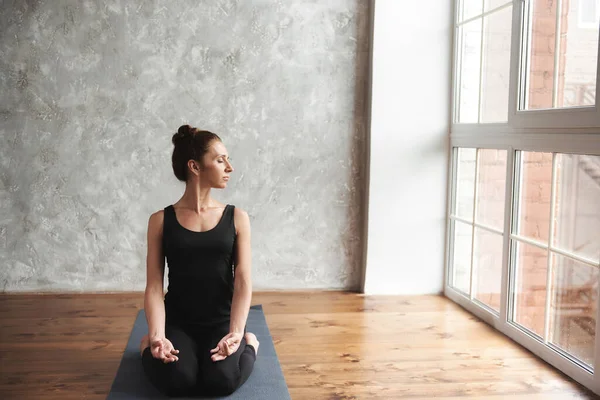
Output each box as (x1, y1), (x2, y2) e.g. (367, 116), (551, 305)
(107, 305), (290, 399)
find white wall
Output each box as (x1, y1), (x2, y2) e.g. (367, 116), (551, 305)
(363, 0), (452, 295)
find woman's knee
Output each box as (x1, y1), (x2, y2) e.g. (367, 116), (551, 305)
(142, 349), (199, 396)
(164, 365), (198, 397)
(204, 367), (241, 396)
(209, 379), (239, 396)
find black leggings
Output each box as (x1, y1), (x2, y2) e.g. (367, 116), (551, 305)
(141, 321), (256, 397)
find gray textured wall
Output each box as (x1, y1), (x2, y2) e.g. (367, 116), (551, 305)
(0, 0), (370, 292)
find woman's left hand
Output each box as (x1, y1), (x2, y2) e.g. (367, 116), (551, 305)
(210, 332), (244, 362)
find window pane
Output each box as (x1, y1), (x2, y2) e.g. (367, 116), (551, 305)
(480, 6), (512, 122)
(525, 0), (558, 110)
(554, 154), (600, 263)
(461, 0), (484, 23)
(476, 149), (507, 229)
(458, 18), (483, 123)
(517, 151), (553, 243)
(473, 229), (503, 312)
(523, 0), (599, 110)
(456, 148), (477, 220)
(512, 241), (548, 338)
(549, 254), (597, 369)
(485, 0), (511, 12)
(452, 221), (473, 295)
(561, 0), (599, 107)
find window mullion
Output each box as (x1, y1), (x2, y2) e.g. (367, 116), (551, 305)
(499, 147), (515, 324)
(543, 153), (558, 343)
(510, 150), (525, 323)
(507, 0), (525, 124)
(454, 25), (463, 123)
(552, 0), (563, 108)
(478, 15), (486, 123)
(446, 148), (458, 288)
(447, 148), (459, 289)
(521, 0), (533, 112)
(469, 150), (480, 299)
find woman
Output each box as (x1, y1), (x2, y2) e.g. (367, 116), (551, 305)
(139, 125), (259, 397)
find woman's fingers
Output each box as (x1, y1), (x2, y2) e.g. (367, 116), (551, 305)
(210, 343), (226, 361)
(210, 342), (237, 362)
(162, 351), (178, 363)
(161, 344), (179, 362)
(167, 348), (179, 361)
(211, 341), (226, 355)
(150, 339), (179, 363)
(223, 342), (232, 355)
(208, 334), (242, 362)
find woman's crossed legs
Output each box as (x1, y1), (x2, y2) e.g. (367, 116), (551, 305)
(141, 323), (258, 397)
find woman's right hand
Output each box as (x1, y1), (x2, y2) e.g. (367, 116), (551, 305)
(150, 336), (179, 363)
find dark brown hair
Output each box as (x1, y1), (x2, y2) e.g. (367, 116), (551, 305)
(171, 124), (221, 182)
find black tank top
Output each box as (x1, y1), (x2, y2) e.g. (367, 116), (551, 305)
(162, 204), (237, 329)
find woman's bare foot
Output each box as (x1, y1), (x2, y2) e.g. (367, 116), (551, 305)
(140, 333), (150, 356)
(245, 332), (259, 356)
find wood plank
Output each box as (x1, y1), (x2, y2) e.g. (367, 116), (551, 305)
(0, 291), (596, 399)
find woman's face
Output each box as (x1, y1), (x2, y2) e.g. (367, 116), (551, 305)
(195, 140), (233, 188)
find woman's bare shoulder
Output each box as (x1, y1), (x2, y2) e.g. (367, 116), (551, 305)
(232, 206), (250, 235)
(232, 205), (248, 217)
(148, 208), (166, 229)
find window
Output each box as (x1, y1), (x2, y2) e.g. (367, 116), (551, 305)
(448, 0), (600, 395)
(450, 148), (507, 312)
(448, 148), (600, 390)
(455, 2), (513, 123)
(453, 0), (600, 130)
(521, 0), (599, 111)
(510, 152), (599, 369)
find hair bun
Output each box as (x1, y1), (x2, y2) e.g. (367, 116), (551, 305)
(172, 124), (192, 145)
(178, 124), (191, 135)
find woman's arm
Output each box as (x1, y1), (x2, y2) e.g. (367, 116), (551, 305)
(144, 211), (166, 338)
(229, 208), (253, 334)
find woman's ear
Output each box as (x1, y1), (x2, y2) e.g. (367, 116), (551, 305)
(187, 160), (199, 175)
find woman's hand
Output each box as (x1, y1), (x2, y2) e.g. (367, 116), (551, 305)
(150, 336), (179, 363)
(210, 332), (244, 362)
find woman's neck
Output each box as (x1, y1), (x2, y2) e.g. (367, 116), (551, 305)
(179, 182), (214, 212)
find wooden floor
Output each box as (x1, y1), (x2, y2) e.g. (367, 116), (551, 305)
(0, 291), (597, 399)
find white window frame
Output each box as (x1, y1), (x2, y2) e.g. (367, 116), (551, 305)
(452, 0), (600, 131)
(509, 0), (600, 128)
(446, 0), (600, 396)
(446, 142), (600, 396)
